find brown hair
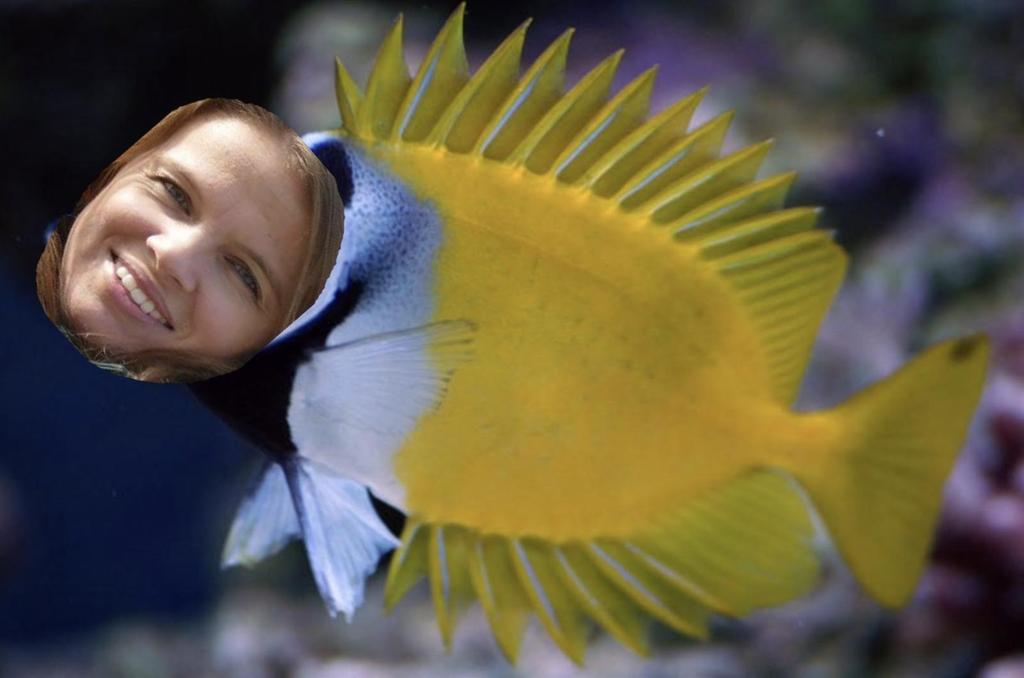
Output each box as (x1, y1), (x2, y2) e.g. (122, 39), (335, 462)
(35, 99), (344, 382)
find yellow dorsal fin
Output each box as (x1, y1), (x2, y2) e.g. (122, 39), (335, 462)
(698, 206), (821, 260)
(712, 230), (847, 403)
(334, 57), (363, 133)
(506, 49), (623, 173)
(426, 19), (531, 151)
(640, 139), (774, 223)
(581, 86), (705, 196)
(613, 112), (733, 208)
(551, 66), (658, 183)
(392, 4), (469, 142)
(475, 28), (574, 160)
(674, 171), (796, 241)
(359, 15), (410, 139)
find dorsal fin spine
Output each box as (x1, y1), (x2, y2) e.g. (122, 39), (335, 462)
(613, 111), (733, 209)
(474, 28), (575, 160)
(334, 57), (364, 135)
(728, 250), (838, 299)
(392, 4), (469, 142)
(359, 15), (410, 140)
(643, 139), (774, 223)
(697, 207), (820, 260)
(507, 49), (624, 172)
(717, 230), (833, 273)
(673, 172), (797, 241)
(425, 19), (531, 151)
(582, 86), (706, 195)
(552, 66), (658, 183)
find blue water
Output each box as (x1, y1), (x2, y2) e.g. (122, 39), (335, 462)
(0, 265), (258, 642)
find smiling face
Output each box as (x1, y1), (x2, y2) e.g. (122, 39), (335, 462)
(60, 116), (310, 366)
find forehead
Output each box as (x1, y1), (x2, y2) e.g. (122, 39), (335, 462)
(147, 115), (310, 306)
(159, 116), (301, 201)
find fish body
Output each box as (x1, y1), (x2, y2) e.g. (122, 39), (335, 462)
(364, 141), (820, 536)
(205, 6), (990, 663)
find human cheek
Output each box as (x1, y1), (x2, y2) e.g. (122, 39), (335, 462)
(100, 186), (166, 240)
(192, 285), (264, 357)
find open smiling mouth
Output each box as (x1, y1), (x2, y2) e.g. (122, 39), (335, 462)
(111, 254), (174, 330)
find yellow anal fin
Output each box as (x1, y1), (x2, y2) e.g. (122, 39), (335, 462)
(614, 112), (733, 209)
(582, 87), (705, 197)
(552, 66), (657, 184)
(475, 29), (574, 161)
(553, 544), (650, 656)
(360, 15), (411, 140)
(584, 541), (711, 640)
(427, 20), (530, 152)
(508, 49), (624, 174)
(384, 520), (429, 609)
(642, 140), (774, 224)
(392, 4), (469, 143)
(510, 539), (591, 665)
(428, 524), (474, 648)
(715, 231), (847, 404)
(468, 535), (532, 662)
(630, 470), (819, 616)
(387, 473), (819, 663)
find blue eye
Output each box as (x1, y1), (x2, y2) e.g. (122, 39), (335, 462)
(230, 258), (261, 300)
(159, 178), (191, 213)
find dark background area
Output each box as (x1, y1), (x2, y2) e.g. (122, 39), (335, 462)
(0, 0), (308, 644)
(1, 1), (1022, 675)
(0, 0), (636, 647)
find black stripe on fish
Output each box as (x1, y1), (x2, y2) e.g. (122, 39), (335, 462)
(189, 279), (365, 457)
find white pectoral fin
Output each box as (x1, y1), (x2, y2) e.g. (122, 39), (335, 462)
(286, 457), (400, 621)
(222, 462), (300, 569)
(289, 319), (476, 508)
(305, 319), (476, 434)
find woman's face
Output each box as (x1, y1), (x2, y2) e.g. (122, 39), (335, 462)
(61, 117), (309, 363)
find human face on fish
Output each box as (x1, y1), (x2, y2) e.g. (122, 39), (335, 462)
(60, 116), (309, 373)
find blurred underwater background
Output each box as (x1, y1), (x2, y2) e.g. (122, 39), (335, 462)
(0, 0), (1022, 675)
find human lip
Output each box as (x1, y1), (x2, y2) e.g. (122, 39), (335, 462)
(110, 253), (175, 329)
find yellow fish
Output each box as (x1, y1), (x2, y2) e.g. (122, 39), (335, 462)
(227, 5), (990, 664)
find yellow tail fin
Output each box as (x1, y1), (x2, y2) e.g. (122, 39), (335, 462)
(802, 335), (989, 606)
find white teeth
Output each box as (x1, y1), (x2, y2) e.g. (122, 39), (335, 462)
(115, 260), (168, 326)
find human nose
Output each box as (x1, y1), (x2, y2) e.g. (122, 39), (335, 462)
(146, 223), (207, 294)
